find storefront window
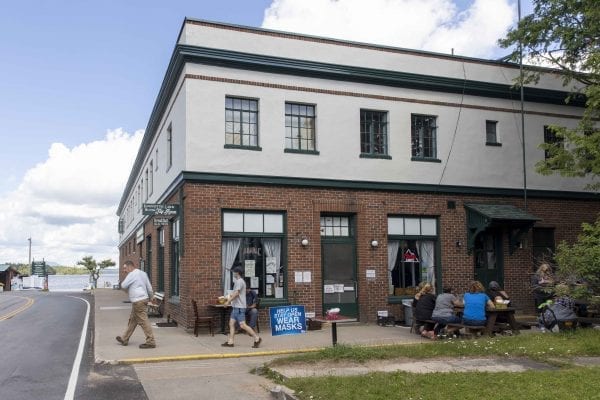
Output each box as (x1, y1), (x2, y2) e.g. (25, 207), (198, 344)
(222, 211), (285, 299)
(388, 216), (438, 297)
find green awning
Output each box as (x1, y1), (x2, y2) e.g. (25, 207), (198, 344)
(465, 203), (540, 254)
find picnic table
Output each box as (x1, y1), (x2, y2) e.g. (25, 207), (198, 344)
(312, 315), (357, 346)
(452, 306), (521, 336)
(209, 303), (231, 334)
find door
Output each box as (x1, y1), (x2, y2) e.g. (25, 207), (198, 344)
(473, 229), (504, 287)
(321, 215), (358, 318)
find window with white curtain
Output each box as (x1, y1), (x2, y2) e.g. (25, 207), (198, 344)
(387, 216), (438, 296)
(222, 211), (286, 299)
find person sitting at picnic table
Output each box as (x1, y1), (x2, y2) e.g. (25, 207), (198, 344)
(413, 283), (437, 339)
(462, 280), (494, 327)
(531, 262), (554, 308)
(431, 286), (462, 337)
(539, 283), (577, 332)
(486, 281), (510, 304)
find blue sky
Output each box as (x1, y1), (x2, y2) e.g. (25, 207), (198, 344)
(0, 0), (531, 265)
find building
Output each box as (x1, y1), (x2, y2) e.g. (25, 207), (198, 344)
(117, 18), (599, 330)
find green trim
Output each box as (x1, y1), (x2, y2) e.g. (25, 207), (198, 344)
(486, 142), (503, 147)
(387, 296), (413, 304)
(360, 153), (392, 160)
(117, 41), (586, 214)
(284, 148), (320, 155)
(411, 157), (442, 163)
(224, 144), (262, 151)
(259, 298), (289, 308)
(179, 171), (600, 200)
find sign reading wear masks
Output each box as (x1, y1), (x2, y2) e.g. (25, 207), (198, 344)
(269, 305), (307, 336)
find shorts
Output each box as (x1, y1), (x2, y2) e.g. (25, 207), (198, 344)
(230, 307), (246, 323)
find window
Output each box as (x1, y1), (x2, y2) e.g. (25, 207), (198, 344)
(155, 149), (159, 170)
(543, 125), (564, 160)
(171, 218), (180, 296)
(360, 110), (389, 157)
(486, 120), (500, 145)
(411, 114), (437, 159)
(320, 216), (351, 237)
(144, 170), (148, 200)
(167, 123), (173, 169)
(149, 161), (153, 196)
(225, 97), (259, 148)
(157, 228), (165, 292)
(532, 227), (555, 265)
(222, 211), (285, 300)
(387, 216), (438, 296)
(285, 103), (316, 152)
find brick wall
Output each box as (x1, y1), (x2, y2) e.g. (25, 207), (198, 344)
(118, 181), (600, 329)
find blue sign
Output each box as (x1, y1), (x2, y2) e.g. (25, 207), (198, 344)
(269, 305), (307, 336)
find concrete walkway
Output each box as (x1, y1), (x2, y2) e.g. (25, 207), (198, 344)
(94, 288), (425, 364)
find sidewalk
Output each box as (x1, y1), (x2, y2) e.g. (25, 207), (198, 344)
(94, 289), (426, 364)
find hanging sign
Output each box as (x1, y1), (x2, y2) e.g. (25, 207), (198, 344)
(142, 204), (179, 216)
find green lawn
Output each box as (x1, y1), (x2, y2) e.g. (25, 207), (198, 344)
(268, 329), (600, 400)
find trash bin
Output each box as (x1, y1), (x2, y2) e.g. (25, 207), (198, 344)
(402, 299), (413, 326)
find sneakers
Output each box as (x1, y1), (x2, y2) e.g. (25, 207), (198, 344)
(116, 336), (128, 346)
(252, 337), (262, 348)
(221, 342), (234, 347)
(139, 343), (156, 349)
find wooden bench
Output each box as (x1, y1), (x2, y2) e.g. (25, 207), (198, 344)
(445, 323), (487, 337)
(576, 317), (600, 326)
(147, 292), (164, 317)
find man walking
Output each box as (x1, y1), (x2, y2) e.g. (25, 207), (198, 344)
(222, 266), (262, 348)
(116, 260), (156, 349)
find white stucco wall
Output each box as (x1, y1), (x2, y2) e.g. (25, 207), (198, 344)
(183, 63), (589, 192)
(179, 21), (578, 93)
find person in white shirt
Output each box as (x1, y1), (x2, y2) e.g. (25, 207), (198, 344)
(116, 260), (156, 349)
(221, 266), (262, 348)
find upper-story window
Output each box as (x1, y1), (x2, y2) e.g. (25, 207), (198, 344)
(167, 123), (173, 169)
(144, 169), (149, 200)
(149, 161), (153, 196)
(285, 102), (316, 153)
(411, 114), (437, 160)
(225, 97), (259, 149)
(360, 110), (389, 158)
(543, 125), (564, 160)
(486, 120), (501, 146)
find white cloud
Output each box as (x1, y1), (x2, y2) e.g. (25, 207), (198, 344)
(262, 0), (516, 58)
(0, 129), (143, 265)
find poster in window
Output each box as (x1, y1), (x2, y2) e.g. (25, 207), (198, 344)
(266, 257), (277, 273)
(266, 284), (273, 296)
(334, 284), (344, 293)
(244, 260), (256, 277)
(266, 274), (275, 284)
(275, 287), (284, 298)
(250, 277), (259, 289)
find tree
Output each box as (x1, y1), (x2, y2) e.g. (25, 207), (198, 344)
(554, 218), (600, 302)
(77, 256), (115, 288)
(499, 0), (600, 191)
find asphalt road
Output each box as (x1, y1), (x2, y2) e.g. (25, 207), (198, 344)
(0, 291), (147, 400)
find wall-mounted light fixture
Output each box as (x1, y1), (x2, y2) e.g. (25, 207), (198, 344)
(370, 240), (379, 248)
(301, 238), (309, 246)
(456, 240), (462, 248)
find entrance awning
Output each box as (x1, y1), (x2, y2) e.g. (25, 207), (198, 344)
(465, 203), (540, 254)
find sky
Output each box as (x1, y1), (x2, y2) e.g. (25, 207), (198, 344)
(0, 0), (533, 266)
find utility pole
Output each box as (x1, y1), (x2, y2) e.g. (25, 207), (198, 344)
(28, 237), (32, 266)
(518, 0), (527, 211)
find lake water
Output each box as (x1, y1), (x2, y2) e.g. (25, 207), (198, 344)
(46, 269), (120, 291)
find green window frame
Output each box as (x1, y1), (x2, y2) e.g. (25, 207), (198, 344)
(411, 114), (437, 160)
(360, 110), (389, 157)
(225, 97), (260, 149)
(285, 102), (317, 153)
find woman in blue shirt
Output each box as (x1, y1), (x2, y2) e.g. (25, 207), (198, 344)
(462, 281), (495, 326)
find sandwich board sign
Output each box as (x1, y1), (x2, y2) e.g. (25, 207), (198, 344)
(269, 305), (306, 336)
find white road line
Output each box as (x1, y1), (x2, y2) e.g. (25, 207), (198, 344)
(64, 295), (90, 400)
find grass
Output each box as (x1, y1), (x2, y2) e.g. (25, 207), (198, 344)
(270, 329), (600, 365)
(267, 330), (600, 400)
